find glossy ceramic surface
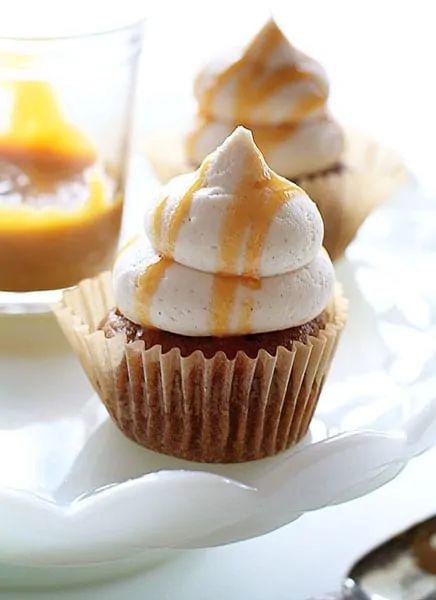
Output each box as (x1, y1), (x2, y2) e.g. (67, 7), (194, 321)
(0, 179), (435, 580)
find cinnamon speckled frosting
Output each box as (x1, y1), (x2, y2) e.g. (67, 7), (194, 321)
(186, 19), (344, 177)
(114, 127), (334, 337)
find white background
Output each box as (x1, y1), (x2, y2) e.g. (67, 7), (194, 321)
(4, 0), (436, 188)
(1, 1), (436, 598)
(137, 0), (436, 193)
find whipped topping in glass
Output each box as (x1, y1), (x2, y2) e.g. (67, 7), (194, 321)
(114, 127), (334, 336)
(186, 19), (344, 177)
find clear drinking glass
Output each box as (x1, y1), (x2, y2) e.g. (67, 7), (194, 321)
(0, 21), (143, 313)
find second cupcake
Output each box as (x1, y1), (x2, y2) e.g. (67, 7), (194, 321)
(146, 19), (405, 261)
(56, 127), (347, 463)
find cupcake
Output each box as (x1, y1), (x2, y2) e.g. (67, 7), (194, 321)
(145, 19), (406, 260)
(186, 19), (343, 179)
(55, 127), (347, 463)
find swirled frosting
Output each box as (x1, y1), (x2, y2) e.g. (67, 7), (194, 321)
(114, 127), (334, 336)
(186, 19), (344, 177)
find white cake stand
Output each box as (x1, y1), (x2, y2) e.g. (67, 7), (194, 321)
(1, 178), (435, 589)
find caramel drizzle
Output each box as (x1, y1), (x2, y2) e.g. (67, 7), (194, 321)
(152, 195), (168, 248)
(142, 159), (211, 328)
(200, 21), (326, 123)
(155, 159), (210, 254)
(210, 272), (262, 336)
(210, 151), (292, 336)
(251, 123), (297, 155)
(136, 256), (172, 327)
(148, 125), (295, 337)
(219, 166), (292, 277)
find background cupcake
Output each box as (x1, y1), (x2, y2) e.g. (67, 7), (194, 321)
(55, 127), (347, 463)
(146, 19), (406, 261)
(186, 19), (343, 179)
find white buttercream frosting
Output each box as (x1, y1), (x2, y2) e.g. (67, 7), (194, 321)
(194, 27), (328, 126)
(115, 127), (334, 336)
(186, 19), (344, 177)
(146, 127), (324, 276)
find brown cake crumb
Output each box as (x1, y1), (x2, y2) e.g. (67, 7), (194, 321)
(100, 309), (327, 359)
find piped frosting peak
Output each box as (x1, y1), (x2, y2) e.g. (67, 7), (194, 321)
(187, 19), (344, 179)
(147, 127), (323, 278)
(115, 128), (334, 336)
(194, 19), (328, 126)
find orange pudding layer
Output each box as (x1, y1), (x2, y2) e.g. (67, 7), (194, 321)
(0, 81), (122, 292)
(0, 172), (122, 291)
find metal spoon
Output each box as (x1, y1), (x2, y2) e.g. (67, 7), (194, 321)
(311, 516), (436, 599)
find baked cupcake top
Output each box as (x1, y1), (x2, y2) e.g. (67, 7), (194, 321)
(186, 19), (344, 177)
(114, 127), (334, 336)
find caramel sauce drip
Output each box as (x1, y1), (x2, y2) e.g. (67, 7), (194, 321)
(210, 147), (292, 336)
(143, 160), (210, 332)
(251, 123), (297, 154)
(0, 80), (96, 175)
(136, 257), (172, 327)
(148, 132), (293, 337)
(199, 20), (326, 124)
(286, 90), (325, 122)
(158, 159), (210, 255)
(152, 195), (168, 248)
(218, 151), (293, 278)
(210, 274), (240, 336)
(210, 275), (261, 337)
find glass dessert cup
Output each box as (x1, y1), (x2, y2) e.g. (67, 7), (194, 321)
(0, 23), (143, 313)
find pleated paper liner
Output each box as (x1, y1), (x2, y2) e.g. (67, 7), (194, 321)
(53, 273), (347, 463)
(143, 129), (407, 261)
(298, 131), (407, 260)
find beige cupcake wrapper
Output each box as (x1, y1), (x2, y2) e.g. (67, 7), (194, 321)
(298, 130), (407, 260)
(144, 129), (407, 261)
(54, 273), (347, 463)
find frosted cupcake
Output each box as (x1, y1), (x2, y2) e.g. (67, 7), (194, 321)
(186, 19), (343, 179)
(146, 20), (405, 260)
(55, 127), (347, 463)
